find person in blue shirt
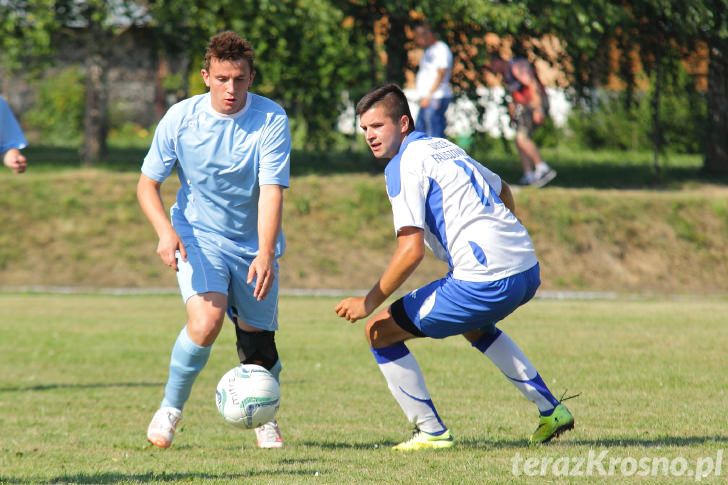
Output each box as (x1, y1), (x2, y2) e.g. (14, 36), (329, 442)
(0, 96), (28, 173)
(138, 31), (291, 450)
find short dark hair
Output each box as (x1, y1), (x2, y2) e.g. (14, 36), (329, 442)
(204, 31), (255, 72)
(355, 84), (415, 134)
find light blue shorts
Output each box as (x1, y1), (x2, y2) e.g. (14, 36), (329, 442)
(392, 264), (540, 339)
(173, 221), (279, 331)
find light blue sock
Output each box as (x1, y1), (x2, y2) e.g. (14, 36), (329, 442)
(161, 326), (212, 410)
(268, 359), (282, 382)
(371, 343), (446, 435)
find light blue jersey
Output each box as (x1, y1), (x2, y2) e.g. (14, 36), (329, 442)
(142, 92), (291, 257)
(0, 96), (27, 153)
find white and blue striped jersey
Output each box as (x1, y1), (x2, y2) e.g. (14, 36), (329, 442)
(385, 131), (537, 281)
(142, 92), (291, 257)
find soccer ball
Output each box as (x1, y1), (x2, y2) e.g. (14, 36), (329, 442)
(215, 364), (280, 429)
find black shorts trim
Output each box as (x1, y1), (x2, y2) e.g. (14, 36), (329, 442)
(390, 297), (426, 338)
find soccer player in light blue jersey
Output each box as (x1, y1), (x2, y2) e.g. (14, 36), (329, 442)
(138, 31), (290, 449)
(335, 84), (573, 450)
(1, 95), (28, 173)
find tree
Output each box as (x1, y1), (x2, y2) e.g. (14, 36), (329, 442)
(0, 0), (149, 166)
(477, 0), (728, 175)
(145, 0), (373, 150)
(695, 1), (728, 173)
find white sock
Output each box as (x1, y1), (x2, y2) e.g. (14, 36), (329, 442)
(472, 328), (559, 413)
(371, 343), (446, 434)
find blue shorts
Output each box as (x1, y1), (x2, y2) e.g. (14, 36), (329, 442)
(173, 219), (279, 331)
(391, 264), (540, 339)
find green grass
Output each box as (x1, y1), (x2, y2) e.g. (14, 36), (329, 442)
(1, 293), (727, 483)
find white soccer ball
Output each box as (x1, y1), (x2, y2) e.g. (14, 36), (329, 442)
(215, 364), (280, 429)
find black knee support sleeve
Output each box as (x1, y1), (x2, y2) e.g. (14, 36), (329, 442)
(234, 325), (279, 371)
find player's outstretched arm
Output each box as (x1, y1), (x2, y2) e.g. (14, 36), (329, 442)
(137, 173), (186, 271)
(249, 184), (284, 301)
(335, 226), (425, 323)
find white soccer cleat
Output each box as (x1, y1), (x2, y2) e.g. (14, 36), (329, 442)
(255, 419), (284, 449)
(147, 406), (182, 448)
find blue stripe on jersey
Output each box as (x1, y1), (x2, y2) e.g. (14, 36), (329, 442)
(454, 157), (504, 206)
(468, 241), (488, 267)
(385, 158), (402, 198)
(454, 159), (490, 207)
(370, 343), (410, 364)
(385, 131), (430, 198)
(424, 178), (453, 268)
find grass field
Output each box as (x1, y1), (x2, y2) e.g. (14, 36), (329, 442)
(1, 293), (726, 484)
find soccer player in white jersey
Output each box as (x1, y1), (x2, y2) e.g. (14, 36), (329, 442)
(137, 31), (290, 449)
(335, 84), (573, 450)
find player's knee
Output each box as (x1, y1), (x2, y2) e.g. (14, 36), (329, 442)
(462, 329), (485, 344)
(364, 319), (380, 348)
(365, 317), (393, 348)
(187, 314), (224, 344)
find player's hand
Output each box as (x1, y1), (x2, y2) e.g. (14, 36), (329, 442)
(3, 149), (27, 174)
(334, 297), (371, 323)
(157, 229), (186, 271)
(248, 253), (275, 301)
(419, 97), (431, 109)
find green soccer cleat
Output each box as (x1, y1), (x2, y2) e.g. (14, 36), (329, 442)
(529, 403), (574, 444)
(392, 428), (455, 451)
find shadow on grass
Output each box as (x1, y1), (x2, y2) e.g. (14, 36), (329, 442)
(305, 435), (728, 450)
(0, 469), (320, 484)
(23, 145), (378, 176)
(565, 435), (728, 448)
(303, 438), (531, 450)
(23, 144), (728, 189)
(480, 154), (728, 190)
(0, 382), (163, 392)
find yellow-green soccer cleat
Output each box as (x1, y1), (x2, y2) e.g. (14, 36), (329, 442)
(392, 428), (455, 451)
(529, 403), (574, 444)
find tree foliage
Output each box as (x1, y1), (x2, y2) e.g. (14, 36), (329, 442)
(454, 0), (728, 173)
(1, 0), (150, 165)
(145, 0), (372, 149)
(2, 0), (726, 170)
